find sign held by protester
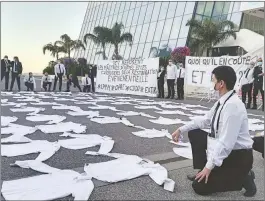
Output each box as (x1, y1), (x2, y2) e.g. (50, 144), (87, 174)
(96, 58), (159, 97)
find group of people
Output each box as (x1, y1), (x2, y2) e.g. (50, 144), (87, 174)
(241, 58), (264, 111)
(157, 59), (185, 100)
(1, 57), (96, 93)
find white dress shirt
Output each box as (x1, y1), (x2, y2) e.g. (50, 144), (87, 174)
(179, 90), (253, 170)
(81, 77), (91, 86)
(41, 75), (52, 86)
(166, 64), (178, 80)
(54, 63), (66, 76)
(24, 76), (36, 90)
(177, 67), (185, 79)
(241, 67), (254, 86)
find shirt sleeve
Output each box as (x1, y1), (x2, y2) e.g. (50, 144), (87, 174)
(54, 65), (58, 76)
(179, 103), (216, 134)
(205, 103), (242, 170)
(33, 78), (36, 90)
(41, 77), (43, 87)
(63, 65), (66, 76)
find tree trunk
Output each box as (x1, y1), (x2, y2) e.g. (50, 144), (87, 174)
(68, 50), (71, 58)
(102, 43), (107, 60)
(114, 44), (119, 59)
(56, 53), (59, 60)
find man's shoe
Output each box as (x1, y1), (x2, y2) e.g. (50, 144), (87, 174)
(187, 173), (196, 181)
(251, 106), (257, 110)
(246, 104), (251, 109)
(243, 170), (257, 197)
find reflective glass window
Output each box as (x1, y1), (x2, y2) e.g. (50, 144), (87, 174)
(153, 20), (165, 42)
(177, 38), (187, 47)
(130, 44), (138, 58)
(136, 2), (142, 8)
(114, 2), (121, 15)
(108, 46), (115, 59)
(109, 2), (116, 15)
(146, 22), (156, 42)
(134, 25), (143, 44)
(159, 2), (169, 20)
(175, 2), (186, 16)
(232, 2), (241, 12)
(151, 2), (161, 22)
(212, 2), (224, 17)
(142, 43), (151, 58)
(112, 14), (118, 25)
(228, 2), (234, 14)
(179, 14), (193, 38)
(196, 2), (206, 15)
(142, 2), (148, 6)
(159, 40), (169, 49)
(107, 15), (114, 27)
(122, 12), (129, 27)
(168, 39), (177, 49)
(136, 43), (144, 58)
(124, 2), (131, 11)
(126, 9), (134, 27)
(167, 2), (177, 19)
(169, 16), (182, 39)
(139, 23), (149, 43)
(105, 3), (111, 17)
(204, 2), (214, 16)
(119, 2), (126, 13)
(117, 13), (123, 24)
(194, 14), (203, 21)
(230, 12), (242, 29)
(132, 7), (141, 26)
(161, 18), (173, 41)
(129, 26), (137, 41)
(130, 2), (136, 9)
(138, 5), (147, 25)
(99, 18), (104, 26)
(222, 2), (231, 14)
(123, 45), (131, 59)
(185, 1), (195, 14)
(144, 3), (154, 23)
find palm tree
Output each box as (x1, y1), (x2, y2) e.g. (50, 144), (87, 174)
(55, 34), (86, 58)
(108, 22), (133, 60)
(83, 27), (111, 60)
(43, 42), (66, 60)
(186, 18), (237, 56)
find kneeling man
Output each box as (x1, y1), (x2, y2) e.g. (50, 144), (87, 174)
(24, 72), (36, 91)
(41, 72), (52, 91)
(172, 66), (256, 197)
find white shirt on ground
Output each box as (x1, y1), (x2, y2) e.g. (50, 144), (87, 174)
(166, 64), (178, 80)
(82, 77), (91, 86)
(41, 75), (52, 87)
(179, 90), (253, 170)
(54, 63), (66, 76)
(177, 67), (185, 79)
(241, 67), (254, 86)
(24, 76), (36, 90)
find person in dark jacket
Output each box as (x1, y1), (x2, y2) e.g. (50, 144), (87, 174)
(252, 134), (264, 158)
(157, 66), (165, 98)
(252, 58), (264, 110)
(1, 55), (11, 91)
(10, 56), (23, 91)
(65, 74), (82, 92)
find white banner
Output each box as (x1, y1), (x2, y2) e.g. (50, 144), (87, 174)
(96, 58), (159, 97)
(185, 47), (264, 89)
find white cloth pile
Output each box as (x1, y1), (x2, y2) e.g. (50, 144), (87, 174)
(26, 114), (66, 124)
(10, 106), (45, 115)
(1, 116), (18, 127)
(150, 117), (187, 125)
(36, 122), (86, 134)
(132, 129), (172, 139)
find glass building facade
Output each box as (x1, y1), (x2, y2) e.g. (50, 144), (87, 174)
(74, 1), (264, 64)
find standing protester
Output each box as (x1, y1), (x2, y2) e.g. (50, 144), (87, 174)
(1, 55), (11, 91)
(176, 63), (185, 100)
(71, 74), (82, 92)
(252, 58), (264, 111)
(53, 60), (66, 92)
(90, 65), (97, 92)
(24, 72), (36, 91)
(82, 73), (91, 92)
(157, 66), (166, 98)
(172, 66), (256, 197)
(166, 60), (177, 99)
(41, 72), (52, 91)
(241, 61), (255, 109)
(10, 56), (23, 92)
(65, 74), (82, 92)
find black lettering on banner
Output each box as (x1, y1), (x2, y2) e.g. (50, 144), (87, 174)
(192, 70), (206, 84)
(238, 71), (244, 83)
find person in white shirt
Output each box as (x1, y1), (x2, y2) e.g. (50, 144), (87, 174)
(172, 66), (256, 197)
(24, 72), (36, 92)
(82, 73), (91, 93)
(41, 72), (52, 91)
(176, 63), (185, 100)
(53, 59), (66, 92)
(166, 59), (178, 99)
(241, 61), (254, 109)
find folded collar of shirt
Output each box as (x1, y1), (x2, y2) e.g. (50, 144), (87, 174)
(219, 90), (234, 105)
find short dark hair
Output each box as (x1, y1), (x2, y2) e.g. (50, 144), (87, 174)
(4, 55), (8, 58)
(212, 66), (237, 90)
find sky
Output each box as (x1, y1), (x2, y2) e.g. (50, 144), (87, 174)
(1, 2), (87, 74)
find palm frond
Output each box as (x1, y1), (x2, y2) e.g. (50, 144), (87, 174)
(83, 33), (101, 45)
(120, 32), (133, 44)
(60, 34), (72, 43)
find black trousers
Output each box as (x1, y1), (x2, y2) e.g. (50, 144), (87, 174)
(188, 129), (253, 195)
(83, 85), (91, 92)
(253, 136), (264, 158)
(53, 73), (63, 91)
(253, 83), (264, 107)
(177, 78), (184, 99)
(43, 82), (52, 91)
(91, 76), (95, 92)
(158, 79), (164, 98)
(241, 83), (253, 106)
(167, 79), (175, 98)
(25, 82), (34, 91)
(2, 72), (10, 90)
(10, 72), (20, 91)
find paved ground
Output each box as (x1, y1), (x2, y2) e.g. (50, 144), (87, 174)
(1, 78), (264, 200)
